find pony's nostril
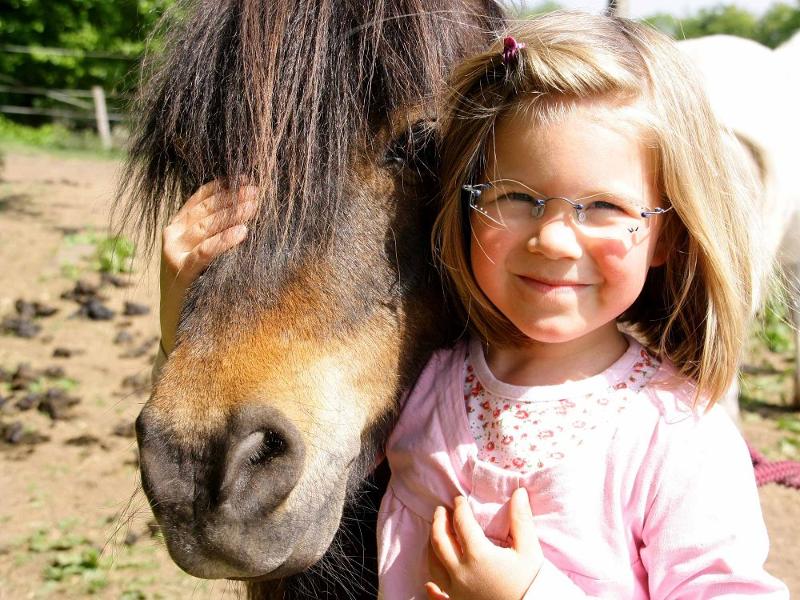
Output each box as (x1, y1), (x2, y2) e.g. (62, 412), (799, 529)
(218, 407), (305, 513)
(247, 430), (288, 466)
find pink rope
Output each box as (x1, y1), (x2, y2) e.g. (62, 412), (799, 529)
(748, 442), (800, 489)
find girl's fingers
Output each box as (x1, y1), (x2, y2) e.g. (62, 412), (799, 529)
(430, 506), (460, 570)
(175, 180), (222, 221)
(424, 581), (450, 600)
(451, 496), (486, 557)
(180, 186), (259, 227)
(179, 225), (248, 280)
(427, 538), (450, 587)
(509, 487), (539, 557)
(179, 200), (258, 247)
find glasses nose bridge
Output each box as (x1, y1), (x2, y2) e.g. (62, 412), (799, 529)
(534, 196), (586, 228)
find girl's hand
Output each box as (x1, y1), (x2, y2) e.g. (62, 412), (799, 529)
(425, 488), (543, 600)
(159, 181), (259, 354)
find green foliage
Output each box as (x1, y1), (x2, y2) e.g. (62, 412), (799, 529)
(0, 114), (119, 155)
(644, 2), (800, 49)
(679, 5), (760, 39)
(757, 2), (800, 47)
(506, 1), (562, 18)
(0, 0), (173, 125)
(96, 235), (136, 274)
(758, 295), (794, 354)
(27, 524), (110, 594)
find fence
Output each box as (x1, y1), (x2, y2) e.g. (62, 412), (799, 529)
(0, 45), (134, 150)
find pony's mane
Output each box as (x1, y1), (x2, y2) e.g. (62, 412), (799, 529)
(118, 0), (503, 265)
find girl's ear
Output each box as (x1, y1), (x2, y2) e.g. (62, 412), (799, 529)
(650, 241), (668, 268)
(648, 218), (672, 268)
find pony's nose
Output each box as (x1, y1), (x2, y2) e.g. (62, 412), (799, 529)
(136, 403), (305, 522)
(217, 405), (306, 515)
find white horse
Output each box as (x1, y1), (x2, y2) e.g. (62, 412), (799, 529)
(677, 34), (800, 416)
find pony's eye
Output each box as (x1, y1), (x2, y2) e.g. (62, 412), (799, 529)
(382, 121), (436, 175)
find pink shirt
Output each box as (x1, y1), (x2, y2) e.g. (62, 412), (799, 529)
(377, 340), (788, 599)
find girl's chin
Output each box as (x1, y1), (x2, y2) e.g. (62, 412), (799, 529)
(513, 320), (623, 347)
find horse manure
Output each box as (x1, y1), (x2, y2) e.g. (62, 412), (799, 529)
(123, 302), (150, 317)
(15, 299), (58, 319)
(112, 421), (136, 438)
(0, 421), (49, 445)
(38, 390), (80, 420)
(11, 363), (37, 390)
(52, 347), (78, 358)
(113, 330), (134, 345)
(65, 434), (107, 449)
(123, 531), (139, 546)
(15, 392), (43, 411)
(121, 373), (150, 394)
(101, 272), (132, 288)
(43, 366), (65, 379)
(61, 279), (104, 304)
(78, 299), (115, 321)
(1, 316), (41, 338)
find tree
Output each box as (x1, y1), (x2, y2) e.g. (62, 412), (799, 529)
(679, 5), (760, 40)
(756, 2), (800, 48)
(0, 0), (172, 123)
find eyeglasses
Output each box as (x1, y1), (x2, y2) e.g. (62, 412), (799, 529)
(462, 180), (671, 240)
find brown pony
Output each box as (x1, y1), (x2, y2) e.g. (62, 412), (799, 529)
(117, 1), (503, 598)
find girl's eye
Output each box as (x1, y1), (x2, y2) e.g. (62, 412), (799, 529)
(499, 192), (536, 203)
(586, 199), (624, 212)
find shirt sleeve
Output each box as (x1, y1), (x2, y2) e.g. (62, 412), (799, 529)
(640, 408), (788, 599)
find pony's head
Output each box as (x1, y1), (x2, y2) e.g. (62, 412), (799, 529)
(119, 0), (502, 588)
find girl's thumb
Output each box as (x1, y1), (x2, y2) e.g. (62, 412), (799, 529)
(509, 487), (538, 555)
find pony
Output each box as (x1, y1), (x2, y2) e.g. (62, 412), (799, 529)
(677, 34), (800, 410)
(117, 1), (503, 598)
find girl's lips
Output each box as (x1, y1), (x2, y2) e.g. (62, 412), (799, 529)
(518, 275), (590, 294)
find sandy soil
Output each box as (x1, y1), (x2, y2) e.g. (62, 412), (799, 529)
(0, 150), (797, 598)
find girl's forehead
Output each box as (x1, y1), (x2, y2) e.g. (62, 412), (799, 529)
(484, 100), (660, 199)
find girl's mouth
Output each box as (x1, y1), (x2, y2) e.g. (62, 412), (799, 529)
(518, 275), (590, 294)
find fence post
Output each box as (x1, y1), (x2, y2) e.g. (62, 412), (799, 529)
(607, 0), (630, 17)
(92, 86), (112, 150)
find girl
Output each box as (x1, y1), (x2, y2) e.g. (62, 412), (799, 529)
(377, 11), (787, 600)
(154, 11), (787, 600)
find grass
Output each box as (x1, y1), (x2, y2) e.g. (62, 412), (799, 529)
(59, 227), (137, 276)
(0, 115), (124, 160)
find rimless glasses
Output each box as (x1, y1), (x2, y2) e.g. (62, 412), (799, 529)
(463, 180), (671, 241)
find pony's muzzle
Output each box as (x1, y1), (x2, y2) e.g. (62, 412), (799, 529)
(135, 403), (307, 578)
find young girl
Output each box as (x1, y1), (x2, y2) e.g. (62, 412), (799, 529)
(154, 11), (787, 600)
(376, 12), (787, 600)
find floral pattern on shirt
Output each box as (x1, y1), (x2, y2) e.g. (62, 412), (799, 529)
(465, 346), (660, 473)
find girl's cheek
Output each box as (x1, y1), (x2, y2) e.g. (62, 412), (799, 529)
(592, 241), (651, 288)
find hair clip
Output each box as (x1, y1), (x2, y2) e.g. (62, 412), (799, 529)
(502, 36), (526, 65)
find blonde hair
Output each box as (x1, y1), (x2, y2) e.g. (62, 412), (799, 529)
(433, 11), (765, 404)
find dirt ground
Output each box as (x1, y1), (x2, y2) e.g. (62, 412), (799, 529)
(0, 150), (798, 598)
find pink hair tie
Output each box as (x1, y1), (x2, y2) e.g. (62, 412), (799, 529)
(502, 36), (525, 65)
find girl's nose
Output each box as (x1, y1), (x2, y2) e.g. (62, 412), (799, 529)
(526, 216), (584, 260)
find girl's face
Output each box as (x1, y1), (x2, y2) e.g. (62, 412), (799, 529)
(471, 102), (667, 351)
